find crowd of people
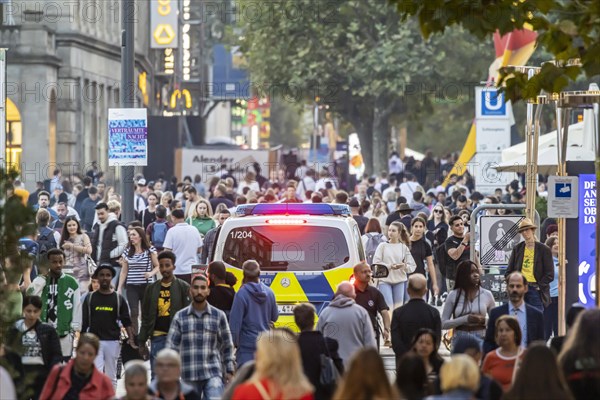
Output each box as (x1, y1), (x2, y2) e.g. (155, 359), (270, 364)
(0, 154), (598, 400)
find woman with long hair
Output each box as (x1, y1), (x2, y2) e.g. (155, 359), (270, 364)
(441, 260), (495, 350)
(186, 199), (215, 237)
(232, 328), (314, 400)
(361, 218), (387, 260)
(409, 217), (439, 298)
(7, 295), (62, 400)
(427, 203), (449, 301)
(60, 215), (93, 294)
(117, 226), (159, 335)
(481, 315), (524, 390)
(160, 191), (174, 214)
(504, 343), (574, 400)
(333, 348), (399, 400)
(372, 220), (417, 309)
(101, 186), (116, 204)
(411, 328), (444, 389)
(559, 309), (600, 400)
(39, 333), (114, 399)
(395, 352), (427, 400)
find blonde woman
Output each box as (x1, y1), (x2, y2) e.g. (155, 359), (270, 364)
(160, 191), (174, 215)
(101, 186), (116, 204)
(372, 221), (417, 310)
(186, 199), (216, 237)
(232, 329), (314, 400)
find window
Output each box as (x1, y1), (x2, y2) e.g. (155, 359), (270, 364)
(222, 226), (350, 271)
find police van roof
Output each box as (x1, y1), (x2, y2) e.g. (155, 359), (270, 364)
(235, 203), (351, 217)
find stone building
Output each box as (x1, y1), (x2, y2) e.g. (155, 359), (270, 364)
(1, 0), (154, 188)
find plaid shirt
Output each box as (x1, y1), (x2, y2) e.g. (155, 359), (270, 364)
(166, 303), (235, 382)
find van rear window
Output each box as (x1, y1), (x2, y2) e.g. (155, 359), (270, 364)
(221, 226), (350, 271)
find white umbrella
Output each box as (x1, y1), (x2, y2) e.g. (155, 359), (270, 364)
(495, 145), (595, 175)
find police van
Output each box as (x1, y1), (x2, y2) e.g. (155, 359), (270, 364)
(210, 203), (369, 327)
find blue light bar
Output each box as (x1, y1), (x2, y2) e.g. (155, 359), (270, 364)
(235, 203), (351, 216)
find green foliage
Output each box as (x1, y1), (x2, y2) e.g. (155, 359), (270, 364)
(536, 195), (548, 222)
(391, 0), (600, 102)
(269, 100), (305, 148)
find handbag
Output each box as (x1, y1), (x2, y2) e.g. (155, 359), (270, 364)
(86, 255), (97, 276)
(319, 337), (340, 389)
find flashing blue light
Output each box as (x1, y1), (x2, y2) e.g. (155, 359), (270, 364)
(235, 203), (351, 216)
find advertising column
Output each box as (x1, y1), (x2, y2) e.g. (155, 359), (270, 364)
(578, 174), (597, 307)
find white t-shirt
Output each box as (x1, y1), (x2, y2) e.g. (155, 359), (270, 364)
(163, 223), (203, 275)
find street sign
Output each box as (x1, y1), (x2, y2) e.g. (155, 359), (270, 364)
(150, 0), (178, 49)
(548, 175), (579, 218)
(479, 215), (524, 266)
(108, 108), (148, 167)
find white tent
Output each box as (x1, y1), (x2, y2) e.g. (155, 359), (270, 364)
(495, 145), (595, 175)
(501, 122), (585, 162)
(405, 148), (425, 161)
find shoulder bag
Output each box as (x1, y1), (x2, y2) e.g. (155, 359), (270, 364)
(320, 337), (341, 390)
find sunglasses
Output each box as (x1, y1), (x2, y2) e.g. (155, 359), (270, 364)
(434, 209), (443, 214)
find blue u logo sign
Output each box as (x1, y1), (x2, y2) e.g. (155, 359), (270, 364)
(482, 90), (506, 116)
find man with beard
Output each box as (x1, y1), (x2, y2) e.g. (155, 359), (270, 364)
(166, 274), (234, 399)
(82, 264), (136, 389)
(483, 271), (544, 355)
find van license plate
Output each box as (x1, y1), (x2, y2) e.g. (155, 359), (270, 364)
(278, 305), (295, 315)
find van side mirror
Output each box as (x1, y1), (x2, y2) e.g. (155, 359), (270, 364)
(371, 263), (389, 279)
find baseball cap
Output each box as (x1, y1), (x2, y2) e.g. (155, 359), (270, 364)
(137, 178), (147, 186)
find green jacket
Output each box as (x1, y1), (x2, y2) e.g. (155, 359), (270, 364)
(138, 277), (191, 344)
(187, 216), (216, 236)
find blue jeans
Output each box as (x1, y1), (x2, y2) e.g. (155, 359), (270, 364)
(525, 286), (544, 313)
(544, 296), (559, 340)
(452, 329), (484, 351)
(150, 335), (167, 379)
(193, 376), (224, 400)
(378, 281), (406, 310)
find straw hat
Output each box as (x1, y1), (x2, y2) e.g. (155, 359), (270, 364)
(517, 218), (537, 232)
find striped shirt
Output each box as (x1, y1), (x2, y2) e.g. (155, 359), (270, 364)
(166, 303), (235, 382)
(123, 247), (156, 285)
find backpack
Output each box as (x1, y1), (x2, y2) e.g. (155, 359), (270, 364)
(365, 233), (385, 265)
(36, 226), (57, 263)
(435, 242), (448, 277)
(151, 221), (168, 248)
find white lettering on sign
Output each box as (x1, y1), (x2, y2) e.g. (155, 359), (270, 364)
(583, 185), (597, 224)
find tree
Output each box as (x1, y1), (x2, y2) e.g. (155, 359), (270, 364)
(269, 100), (305, 149)
(235, 0), (488, 173)
(390, 0), (600, 102)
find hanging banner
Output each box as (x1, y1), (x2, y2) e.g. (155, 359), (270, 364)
(108, 108), (148, 167)
(578, 174), (597, 307)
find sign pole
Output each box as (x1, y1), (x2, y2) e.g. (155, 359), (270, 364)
(0, 49), (6, 169)
(120, 0), (135, 224)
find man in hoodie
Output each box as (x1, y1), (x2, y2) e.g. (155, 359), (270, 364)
(410, 191), (431, 218)
(317, 281), (377, 367)
(229, 260), (278, 367)
(90, 202), (128, 287)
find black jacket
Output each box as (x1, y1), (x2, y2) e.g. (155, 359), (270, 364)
(483, 303), (545, 355)
(506, 241), (554, 306)
(391, 298), (442, 361)
(297, 331), (344, 400)
(7, 320), (62, 369)
(80, 197), (98, 232)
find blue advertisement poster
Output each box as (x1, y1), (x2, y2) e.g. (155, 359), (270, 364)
(578, 174), (597, 307)
(108, 108), (148, 166)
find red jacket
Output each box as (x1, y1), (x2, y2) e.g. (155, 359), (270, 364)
(40, 359), (115, 400)
(232, 379), (314, 400)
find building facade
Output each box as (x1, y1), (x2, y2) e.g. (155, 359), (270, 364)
(2, 0), (154, 188)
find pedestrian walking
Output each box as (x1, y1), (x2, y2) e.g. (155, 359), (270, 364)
(90, 202), (128, 287)
(427, 355), (479, 400)
(409, 217), (440, 298)
(149, 349), (200, 400)
(444, 215), (471, 291)
(506, 218), (554, 313)
(483, 272), (544, 355)
(372, 221), (417, 309)
(481, 315), (524, 391)
(116, 360), (153, 400)
(6, 295), (62, 400)
(442, 260), (495, 350)
(139, 192), (158, 230)
(206, 261), (235, 318)
(166, 274), (235, 399)
(229, 260), (278, 367)
(504, 343), (574, 400)
(352, 262), (391, 346)
(39, 333), (115, 400)
(544, 236), (559, 340)
(294, 303), (344, 400)
(82, 264), (136, 388)
(80, 186), (100, 232)
(117, 226), (159, 335)
(26, 248), (81, 362)
(317, 282), (376, 367)
(391, 274), (441, 362)
(232, 328), (314, 400)
(200, 209), (230, 263)
(186, 198), (216, 237)
(411, 328), (444, 390)
(395, 353), (428, 400)
(332, 348), (400, 400)
(139, 251), (190, 377)
(145, 205), (171, 253)
(163, 209), (203, 284)
(59, 215), (93, 294)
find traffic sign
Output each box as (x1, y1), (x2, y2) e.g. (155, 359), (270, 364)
(548, 175), (579, 218)
(479, 215), (524, 266)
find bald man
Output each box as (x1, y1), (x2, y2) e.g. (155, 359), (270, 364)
(229, 259), (278, 367)
(390, 274), (442, 362)
(353, 262), (391, 346)
(317, 281), (377, 367)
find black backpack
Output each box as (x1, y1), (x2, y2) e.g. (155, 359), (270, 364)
(36, 226), (58, 263)
(435, 242), (448, 277)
